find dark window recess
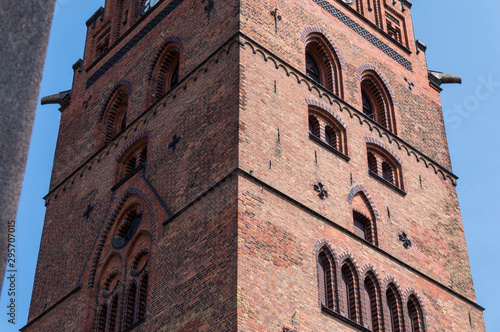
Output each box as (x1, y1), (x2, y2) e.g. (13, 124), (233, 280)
(387, 287), (401, 332)
(309, 115), (320, 138)
(341, 265), (356, 321)
(354, 217), (367, 241)
(368, 151), (378, 173)
(138, 273), (148, 319)
(318, 252), (334, 309)
(170, 62), (179, 89)
(112, 209), (142, 248)
(362, 91), (374, 119)
(98, 304), (107, 332)
(109, 295), (119, 332)
(306, 52), (321, 84)
(125, 283), (137, 328)
(364, 280), (373, 330)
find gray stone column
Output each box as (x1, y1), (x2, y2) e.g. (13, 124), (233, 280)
(0, 0), (56, 291)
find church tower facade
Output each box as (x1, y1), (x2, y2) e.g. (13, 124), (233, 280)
(25, 0), (485, 331)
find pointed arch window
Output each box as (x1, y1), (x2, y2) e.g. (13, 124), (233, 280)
(152, 45), (180, 102)
(318, 249), (335, 310)
(386, 284), (403, 332)
(102, 86), (129, 144)
(363, 273), (382, 332)
(305, 33), (344, 98)
(125, 282), (137, 328)
(340, 262), (358, 322)
(351, 192), (378, 246)
(360, 71), (396, 133)
(138, 273), (149, 319)
(98, 303), (108, 332)
(115, 137), (148, 187)
(408, 295), (425, 332)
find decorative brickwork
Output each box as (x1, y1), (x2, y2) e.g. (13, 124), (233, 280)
(26, 0), (485, 331)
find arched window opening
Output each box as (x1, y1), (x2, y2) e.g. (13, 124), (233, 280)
(366, 144), (404, 191)
(153, 48), (180, 102)
(309, 115), (320, 138)
(108, 295), (119, 332)
(363, 273), (382, 332)
(305, 34), (343, 97)
(341, 263), (358, 321)
(116, 138), (148, 184)
(103, 87), (129, 144)
(308, 107), (348, 156)
(98, 304), (108, 332)
(125, 283), (137, 328)
(112, 206), (143, 249)
(318, 250), (335, 310)
(360, 71), (396, 133)
(386, 285), (403, 332)
(408, 295), (425, 332)
(138, 273), (149, 319)
(351, 193), (378, 246)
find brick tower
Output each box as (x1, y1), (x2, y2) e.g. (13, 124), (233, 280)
(25, 0), (485, 331)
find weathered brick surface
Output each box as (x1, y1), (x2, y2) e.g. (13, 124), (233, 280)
(26, 0), (484, 331)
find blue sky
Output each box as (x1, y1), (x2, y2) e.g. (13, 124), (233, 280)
(1, 0), (498, 330)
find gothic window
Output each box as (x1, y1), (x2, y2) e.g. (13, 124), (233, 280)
(408, 295), (425, 332)
(351, 191), (378, 246)
(138, 273), (149, 319)
(108, 295), (119, 331)
(116, 137), (148, 184)
(112, 206), (143, 249)
(305, 33), (344, 98)
(366, 144), (404, 191)
(102, 86), (129, 144)
(340, 261), (358, 322)
(386, 284), (404, 332)
(318, 249), (335, 310)
(308, 106), (348, 156)
(363, 272), (382, 332)
(152, 44), (180, 102)
(125, 282), (137, 328)
(360, 71), (396, 133)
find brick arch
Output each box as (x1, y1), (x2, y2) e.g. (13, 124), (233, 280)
(348, 186), (380, 246)
(361, 268), (385, 332)
(382, 278), (406, 332)
(116, 131), (150, 162)
(364, 137), (402, 165)
(355, 65), (397, 105)
(306, 99), (348, 128)
(88, 189), (158, 288)
(339, 256), (362, 323)
(300, 27), (346, 70)
(303, 30), (344, 98)
(402, 289), (428, 332)
(315, 241), (339, 312)
(98, 80), (133, 123)
(147, 36), (184, 81)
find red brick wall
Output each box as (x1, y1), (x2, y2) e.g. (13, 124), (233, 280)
(26, 0), (485, 331)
